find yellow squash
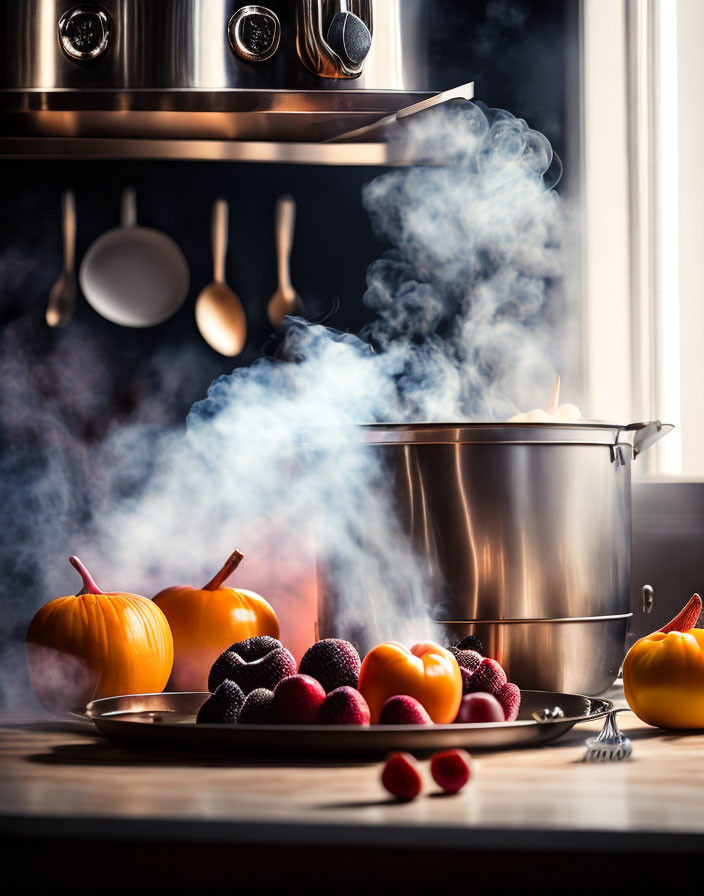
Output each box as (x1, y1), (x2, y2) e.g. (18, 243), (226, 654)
(623, 594), (704, 729)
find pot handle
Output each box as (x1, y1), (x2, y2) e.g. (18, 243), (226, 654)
(642, 584), (654, 614)
(622, 421), (674, 458)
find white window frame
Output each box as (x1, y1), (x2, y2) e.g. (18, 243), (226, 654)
(580, 0), (701, 477)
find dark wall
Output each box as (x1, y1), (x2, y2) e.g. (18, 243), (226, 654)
(0, 1), (576, 665)
(0, 0), (576, 433)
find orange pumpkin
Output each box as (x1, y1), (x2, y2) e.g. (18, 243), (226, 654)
(153, 548), (279, 691)
(26, 556), (174, 713)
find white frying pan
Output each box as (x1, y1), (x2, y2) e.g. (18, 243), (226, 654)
(79, 188), (189, 327)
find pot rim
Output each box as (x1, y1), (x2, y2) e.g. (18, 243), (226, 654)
(352, 420), (673, 451)
(436, 613), (633, 624)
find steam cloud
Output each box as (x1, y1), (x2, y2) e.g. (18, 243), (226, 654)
(0, 102), (567, 707)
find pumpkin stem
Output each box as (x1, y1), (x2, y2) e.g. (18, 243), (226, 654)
(203, 548), (244, 591)
(659, 593), (702, 633)
(70, 555), (104, 595)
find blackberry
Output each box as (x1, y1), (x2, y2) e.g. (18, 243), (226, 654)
(208, 645), (296, 694)
(298, 639), (361, 693)
(455, 634), (484, 655)
(225, 636), (282, 661)
(238, 688), (275, 724)
(196, 679), (244, 724)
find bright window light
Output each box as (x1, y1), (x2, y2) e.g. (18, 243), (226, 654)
(656, 0), (681, 474)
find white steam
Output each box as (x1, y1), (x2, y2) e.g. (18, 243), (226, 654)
(0, 102), (569, 705)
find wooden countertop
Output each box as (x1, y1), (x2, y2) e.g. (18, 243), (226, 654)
(2, 691), (703, 890)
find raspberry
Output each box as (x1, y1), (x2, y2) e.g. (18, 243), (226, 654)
(317, 686), (370, 725)
(455, 692), (504, 723)
(381, 752), (423, 801)
(272, 674), (326, 724)
(209, 645), (297, 694)
(378, 695), (432, 725)
(298, 639), (361, 692)
(196, 680), (244, 724)
(450, 647), (483, 674)
(238, 688), (275, 724)
(496, 682), (521, 722)
(464, 657), (507, 696)
(430, 749), (472, 793)
(455, 635), (484, 655)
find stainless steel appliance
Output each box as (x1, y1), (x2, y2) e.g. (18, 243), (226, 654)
(0, 0), (466, 163)
(317, 421), (672, 695)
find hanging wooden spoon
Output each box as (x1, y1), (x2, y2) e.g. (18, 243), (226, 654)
(195, 198), (247, 357)
(267, 194), (304, 328)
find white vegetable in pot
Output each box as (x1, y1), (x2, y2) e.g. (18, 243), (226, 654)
(508, 375), (582, 423)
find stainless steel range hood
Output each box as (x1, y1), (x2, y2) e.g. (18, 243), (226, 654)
(0, 0), (473, 165)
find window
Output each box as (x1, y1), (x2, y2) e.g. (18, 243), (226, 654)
(580, 0), (703, 476)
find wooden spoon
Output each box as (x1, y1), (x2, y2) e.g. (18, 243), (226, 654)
(267, 195), (304, 328)
(195, 198), (247, 357)
(46, 190), (77, 327)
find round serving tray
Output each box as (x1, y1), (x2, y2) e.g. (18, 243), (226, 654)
(80, 690), (612, 756)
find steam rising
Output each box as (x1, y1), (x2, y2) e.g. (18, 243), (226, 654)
(0, 103), (567, 707)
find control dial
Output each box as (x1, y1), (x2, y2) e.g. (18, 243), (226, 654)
(327, 11), (372, 68)
(58, 5), (111, 60)
(228, 5), (281, 63)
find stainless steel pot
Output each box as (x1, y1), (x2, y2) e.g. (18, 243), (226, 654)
(442, 617), (631, 695)
(317, 420), (671, 694)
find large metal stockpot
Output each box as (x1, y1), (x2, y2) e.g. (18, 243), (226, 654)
(318, 420), (671, 695)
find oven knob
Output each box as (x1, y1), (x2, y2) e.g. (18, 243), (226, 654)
(228, 5), (281, 62)
(58, 5), (111, 61)
(327, 11), (372, 67)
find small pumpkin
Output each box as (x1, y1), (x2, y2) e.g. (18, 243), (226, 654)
(26, 556), (174, 713)
(623, 593), (704, 729)
(153, 547), (279, 691)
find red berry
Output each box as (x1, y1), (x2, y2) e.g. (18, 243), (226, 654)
(430, 749), (472, 793)
(459, 666), (475, 695)
(496, 682), (521, 722)
(378, 695), (432, 725)
(464, 658), (507, 696)
(317, 686), (370, 725)
(272, 674), (326, 724)
(450, 647), (483, 674)
(455, 692), (505, 723)
(381, 752), (423, 801)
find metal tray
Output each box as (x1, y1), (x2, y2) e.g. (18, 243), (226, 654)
(81, 690), (612, 757)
